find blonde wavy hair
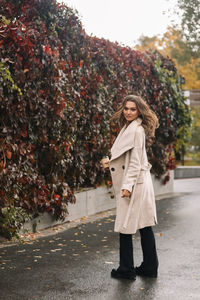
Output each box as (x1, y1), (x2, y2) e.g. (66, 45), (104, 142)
(110, 95), (159, 139)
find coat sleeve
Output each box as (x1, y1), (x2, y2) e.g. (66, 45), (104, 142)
(121, 127), (144, 193)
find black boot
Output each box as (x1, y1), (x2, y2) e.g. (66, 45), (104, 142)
(135, 226), (158, 278)
(111, 233), (136, 280)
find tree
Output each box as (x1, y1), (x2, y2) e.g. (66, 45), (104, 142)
(135, 27), (200, 90)
(177, 0), (200, 54)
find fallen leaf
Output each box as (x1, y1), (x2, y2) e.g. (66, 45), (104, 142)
(105, 261), (114, 264)
(155, 233), (163, 237)
(81, 216), (88, 221)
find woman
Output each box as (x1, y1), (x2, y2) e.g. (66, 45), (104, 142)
(108, 94), (159, 280)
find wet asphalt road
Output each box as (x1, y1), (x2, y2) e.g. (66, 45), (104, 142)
(0, 178), (200, 300)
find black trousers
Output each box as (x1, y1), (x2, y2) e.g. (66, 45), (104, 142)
(119, 226), (158, 272)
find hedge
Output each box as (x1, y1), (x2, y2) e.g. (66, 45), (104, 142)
(0, 0), (191, 238)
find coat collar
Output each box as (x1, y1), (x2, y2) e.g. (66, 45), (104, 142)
(110, 117), (142, 161)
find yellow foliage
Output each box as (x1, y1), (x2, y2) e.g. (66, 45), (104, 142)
(135, 27), (200, 90)
(177, 58), (200, 90)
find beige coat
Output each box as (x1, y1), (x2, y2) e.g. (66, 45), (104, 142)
(109, 117), (157, 234)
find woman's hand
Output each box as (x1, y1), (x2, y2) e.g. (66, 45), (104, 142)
(101, 157), (110, 169)
(121, 189), (131, 198)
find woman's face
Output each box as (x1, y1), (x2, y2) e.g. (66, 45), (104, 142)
(123, 101), (139, 122)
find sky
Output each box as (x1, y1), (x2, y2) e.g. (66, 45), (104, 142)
(60, 0), (179, 47)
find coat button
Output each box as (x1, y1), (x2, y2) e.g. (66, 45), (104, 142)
(122, 165), (125, 169)
(111, 167), (115, 171)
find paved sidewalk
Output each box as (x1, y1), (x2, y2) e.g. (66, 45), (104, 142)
(0, 178), (200, 300)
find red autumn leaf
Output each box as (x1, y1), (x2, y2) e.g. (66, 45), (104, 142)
(80, 90), (86, 97)
(59, 60), (66, 70)
(65, 144), (70, 152)
(59, 101), (65, 109)
(54, 194), (60, 200)
(20, 129), (28, 138)
(166, 107), (170, 114)
(6, 150), (12, 159)
(0, 189), (4, 196)
(167, 120), (171, 126)
(127, 73), (132, 79)
(43, 45), (51, 55)
(56, 110), (65, 119)
(80, 60), (84, 68)
(0, 161), (5, 172)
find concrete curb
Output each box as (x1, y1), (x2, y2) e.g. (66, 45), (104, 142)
(21, 171), (174, 234)
(175, 166), (200, 179)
